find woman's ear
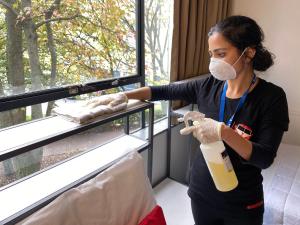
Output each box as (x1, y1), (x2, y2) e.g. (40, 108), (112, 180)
(245, 47), (256, 62)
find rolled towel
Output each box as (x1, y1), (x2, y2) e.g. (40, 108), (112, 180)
(84, 92), (128, 108)
(52, 93), (128, 124)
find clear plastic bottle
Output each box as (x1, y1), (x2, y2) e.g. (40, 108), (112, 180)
(179, 111), (238, 192)
(200, 141), (238, 192)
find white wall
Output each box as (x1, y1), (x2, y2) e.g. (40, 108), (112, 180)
(230, 0), (300, 145)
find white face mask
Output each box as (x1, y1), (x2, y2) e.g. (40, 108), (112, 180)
(209, 48), (247, 81)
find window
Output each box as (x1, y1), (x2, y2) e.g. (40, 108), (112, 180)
(122, 0), (174, 129)
(0, 0), (137, 98)
(0, 0), (173, 189)
(145, 0), (173, 120)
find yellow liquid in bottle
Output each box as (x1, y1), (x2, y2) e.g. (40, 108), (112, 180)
(207, 161), (238, 192)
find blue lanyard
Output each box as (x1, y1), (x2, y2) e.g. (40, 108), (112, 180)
(219, 75), (257, 127)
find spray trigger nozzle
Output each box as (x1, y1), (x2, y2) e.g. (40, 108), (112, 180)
(177, 117), (184, 123)
(179, 111), (205, 135)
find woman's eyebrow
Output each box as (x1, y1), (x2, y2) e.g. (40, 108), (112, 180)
(208, 48), (227, 53)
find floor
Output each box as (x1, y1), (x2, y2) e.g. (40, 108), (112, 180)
(154, 178), (194, 225)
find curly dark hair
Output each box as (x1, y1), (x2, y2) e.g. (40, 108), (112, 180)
(208, 15), (274, 71)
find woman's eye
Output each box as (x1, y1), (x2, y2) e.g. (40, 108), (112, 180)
(218, 53), (226, 58)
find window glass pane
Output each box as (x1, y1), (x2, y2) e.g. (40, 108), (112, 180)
(0, 0), (136, 98)
(0, 100), (152, 188)
(145, 0), (173, 120)
(129, 112), (142, 132)
(0, 120), (126, 188)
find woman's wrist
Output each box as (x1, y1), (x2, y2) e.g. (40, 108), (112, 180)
(220, 123), (230, 141)
(124, 87), (151, 100)
(219, 122), (253, 160)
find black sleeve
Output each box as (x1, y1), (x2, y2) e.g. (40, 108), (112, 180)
(150, 76), (211, 104)
(247, 89), (289, 169)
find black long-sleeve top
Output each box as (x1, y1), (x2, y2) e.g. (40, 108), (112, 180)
(150, 75), (289, 217)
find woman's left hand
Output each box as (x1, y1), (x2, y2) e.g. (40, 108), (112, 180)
(192, 118), (224, 144)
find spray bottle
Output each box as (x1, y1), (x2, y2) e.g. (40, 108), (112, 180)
(179, 111), (238, 192)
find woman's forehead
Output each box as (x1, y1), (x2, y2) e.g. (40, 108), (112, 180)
(208, 32), (233, 52)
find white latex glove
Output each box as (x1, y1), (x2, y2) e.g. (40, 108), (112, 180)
(192, 118), (224, 144)
(179, 111), (224, 144)
(85, 92), (128, 108)
(178, 111), (205, 135)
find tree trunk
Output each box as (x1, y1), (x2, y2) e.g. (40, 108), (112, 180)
(45, 10), (58, 116)
(145, 0), (168, 81)
(7, 0), (44, 179)
(21, 0), (43, 118)
(1, 0), (26, 176)
(1, 0), (25, 128)
(145, 1), (158, 82)
(22, 1), (43, 91)
(6, 2), (24, 93)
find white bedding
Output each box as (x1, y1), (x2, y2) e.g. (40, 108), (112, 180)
(18, 151), (156, 225)
(262, 144), (300, 225)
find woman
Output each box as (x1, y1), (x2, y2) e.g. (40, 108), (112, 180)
(125, 15), (289, 225)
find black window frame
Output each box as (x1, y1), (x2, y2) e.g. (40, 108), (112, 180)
(0, 0), (145, 113)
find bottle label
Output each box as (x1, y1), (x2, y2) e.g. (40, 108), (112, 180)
(221, 150), (233, 172)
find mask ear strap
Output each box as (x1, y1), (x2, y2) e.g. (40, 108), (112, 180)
(232, 47), (248, 66)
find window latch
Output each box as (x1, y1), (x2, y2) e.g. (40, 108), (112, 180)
(111, 79), (119, 86)
(68, 86), (79, 95)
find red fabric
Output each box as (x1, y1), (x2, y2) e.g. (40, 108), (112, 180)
(138, 205), (167, 225)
